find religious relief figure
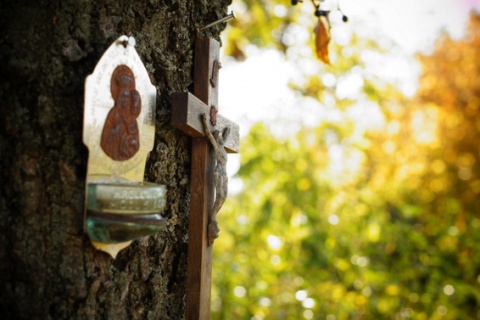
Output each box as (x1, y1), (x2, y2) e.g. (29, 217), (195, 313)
(201, 114), (230, 246)
(100, 65), (141, 161)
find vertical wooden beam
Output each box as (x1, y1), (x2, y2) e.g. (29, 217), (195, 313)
(186, 138), (214, 319)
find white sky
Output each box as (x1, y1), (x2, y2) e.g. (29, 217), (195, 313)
(342, 0), (479, 53)
(219, 0), (480, 190)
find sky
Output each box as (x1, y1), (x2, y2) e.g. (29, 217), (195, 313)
(219, 0), (480, 190)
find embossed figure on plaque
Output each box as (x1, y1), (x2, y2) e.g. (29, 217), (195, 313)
(101, 65), (141, 161)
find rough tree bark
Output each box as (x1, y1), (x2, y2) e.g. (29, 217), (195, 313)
(0, 0), (229, 318)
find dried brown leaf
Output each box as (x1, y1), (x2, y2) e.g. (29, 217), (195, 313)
(315, 16), (331, 64)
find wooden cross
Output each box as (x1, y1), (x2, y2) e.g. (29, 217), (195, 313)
(171, 37), (239, 319)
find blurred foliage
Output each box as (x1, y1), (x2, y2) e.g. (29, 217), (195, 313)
(213, 2), (480, 320)
(225, 0), (351, 61)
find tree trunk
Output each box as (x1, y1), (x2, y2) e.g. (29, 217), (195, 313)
(0, 0), (229, 318)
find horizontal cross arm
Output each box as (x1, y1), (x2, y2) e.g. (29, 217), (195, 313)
(171, 92), (239, 153)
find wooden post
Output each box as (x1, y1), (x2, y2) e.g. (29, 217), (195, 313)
(171, 37), (239, 319)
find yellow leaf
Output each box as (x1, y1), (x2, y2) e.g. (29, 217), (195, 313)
(315, 16), (331, 64)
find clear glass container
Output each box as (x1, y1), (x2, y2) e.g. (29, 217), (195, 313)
(86, 182), (167, 243)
